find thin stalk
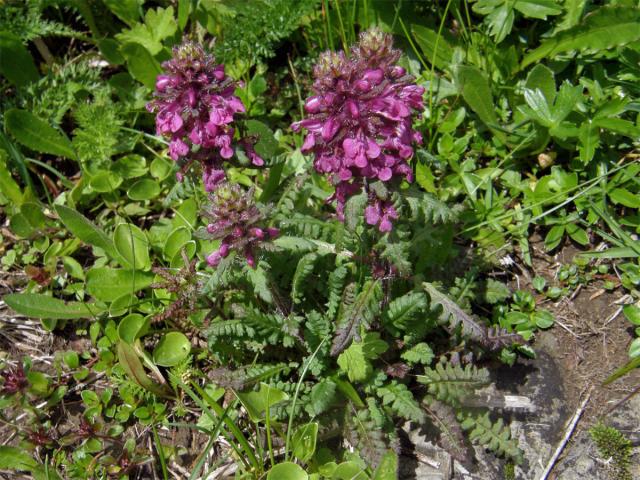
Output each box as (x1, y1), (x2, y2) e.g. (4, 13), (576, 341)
(193, 381), (260, 470)
(333, 0), (349, 51)
(288, 56), (305, 120)
(284, 337), (328, 460)
(265, 386), (275, 467)
(323, 0), (334, 51)
(427, 0), (455, 117)
(180, 381), (251, 469)
(151, 422), (169, 480)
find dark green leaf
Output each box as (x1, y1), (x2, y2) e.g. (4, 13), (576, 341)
(0, 32), (39, 86)
(5, 109), (75, 159)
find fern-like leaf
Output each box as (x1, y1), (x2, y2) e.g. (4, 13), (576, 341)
(423, 397), (471, 463)
(423, 282), (487, 342)
(418, 360), (490, 406)
(291, 252), (318, 304)
(344, 404), (394, 469)
(377, 380), (425, 423)
(383, 291), (428, 334)
(405, 189), (461, 224)
(326, 265), (349, 320)
(459, 412), (524, 463)
(234, 305), (301, 347)
(207, 319), (255, 342)
(330, 280), (382, 356)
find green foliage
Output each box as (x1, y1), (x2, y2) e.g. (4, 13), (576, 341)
(419, 360), (490, 405)
(331, 281), (382, 355)
(213, 0), (320, 66)
(72, 93), (125, 168)
(459, 412), (523, 463)
(377, 380), (425, 423)
(5, 1), (640, 478)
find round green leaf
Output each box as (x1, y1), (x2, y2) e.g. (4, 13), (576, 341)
(150, 157), (173, 180)
(623, 305), (640, 326)
(170, 241), (196, 268)
(152, 332), (191, 367)
(629, 337), (640, 358)
(5, 109), (75, 159)
(533, 310), (554, 329)
(127, 178), (161, 201)
(112, 154), (147, 179)
(118, 314), (149, 344)
(266, 462), (308, 480)
(163, 227), (192, 260)
(109, 293), (136, 317)
(90, 171), (123, 192)
(113, 223), (151, 270)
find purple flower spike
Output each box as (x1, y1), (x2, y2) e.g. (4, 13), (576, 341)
(291, 28), (424, 232)
(202, 183), (277, 269)
(147, 42), (245, 190)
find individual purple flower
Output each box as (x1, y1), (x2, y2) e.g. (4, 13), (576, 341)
(202, 183), (278, 268)
(147, 42), (261, 192)
(364, 198), (398, 233)
(291, 28), (424, 232)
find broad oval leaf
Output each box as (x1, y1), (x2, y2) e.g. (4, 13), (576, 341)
(266, 462), (308, 480)
(152, 332), (191, 367)
(5, 109), (75, 159)
(89, 171), (123, 192)
(237, 383), (289, 423)
(127, 178), (161, 200)
(86, 268), (154, 302)
(113, 223), (151, 270)
(163, 226), (192, 260)
(118, 314), (149, 344)
(5, 293), (105, 319)
(55, 205), (117, 258)
(291, 422), (318, 463)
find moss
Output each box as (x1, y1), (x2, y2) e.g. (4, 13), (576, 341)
(589, 422), (632, 480)
(503, 462), (516, 480)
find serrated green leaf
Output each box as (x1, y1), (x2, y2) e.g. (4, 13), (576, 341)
(0, 31), (39, 87)
(5, 109), (75, 159)
(120, 42), (162, 89)
(609, 188), (640, 209)
(522, 6), (640, 69)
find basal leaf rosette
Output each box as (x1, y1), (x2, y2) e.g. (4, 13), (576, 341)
(292, 28), (424, 232)
(147, 42), (264, 192)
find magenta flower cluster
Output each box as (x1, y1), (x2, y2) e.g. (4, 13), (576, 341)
(291, 28), (424, 232)
(147, 42), (263, 192)
(203, 184), (279, 268)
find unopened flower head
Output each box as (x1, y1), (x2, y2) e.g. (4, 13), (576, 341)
(147, 42), (262, 191)
(202, 183), (278, 268)
(291, 28), (424, 232)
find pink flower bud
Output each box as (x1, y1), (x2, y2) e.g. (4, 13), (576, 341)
(305, 96), (323, 113)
